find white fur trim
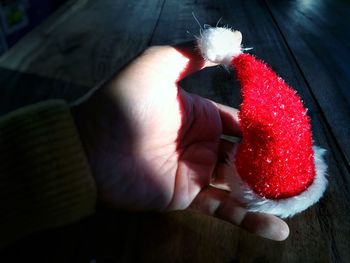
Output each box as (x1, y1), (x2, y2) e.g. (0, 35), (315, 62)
(229, 146), (328, 218)
(197, 27), (242, 65)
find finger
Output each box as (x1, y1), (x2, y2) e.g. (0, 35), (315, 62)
(211, 101), (242, 137)
(189, 186), (290, 241)
(119, 43), (217, 86)
(217, 139), (238, 163)
(174, 41), (218, 76)
(237, 212), (290, 242)
(210, 142), (238, 191)
(211, 163), (234, 192)
(217, 198), (290, 241)
(189, 186), (239, 217)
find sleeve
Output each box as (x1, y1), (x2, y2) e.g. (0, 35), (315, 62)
(0, 100), (97, 247)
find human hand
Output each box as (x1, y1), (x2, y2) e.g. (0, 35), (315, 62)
(72, 44), (289, 241)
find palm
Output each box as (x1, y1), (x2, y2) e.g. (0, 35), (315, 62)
(100, 47), (223, 210)
(137, 88), (223, 211)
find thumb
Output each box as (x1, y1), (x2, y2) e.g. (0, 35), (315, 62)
(115, 43), (217, 87)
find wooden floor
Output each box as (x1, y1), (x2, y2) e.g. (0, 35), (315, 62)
(0, 0), (349, 262)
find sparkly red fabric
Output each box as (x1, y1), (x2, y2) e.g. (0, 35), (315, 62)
(233, 54), (315, 199)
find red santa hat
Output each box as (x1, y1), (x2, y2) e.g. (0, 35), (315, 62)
(198, 27), (328, 218)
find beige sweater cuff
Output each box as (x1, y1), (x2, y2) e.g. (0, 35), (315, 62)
(0, 100), (97, 247)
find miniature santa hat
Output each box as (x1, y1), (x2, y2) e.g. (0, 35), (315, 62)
(198, 27), (328, 218)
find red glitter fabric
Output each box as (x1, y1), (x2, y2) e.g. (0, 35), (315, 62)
(233, 54), (315, 199)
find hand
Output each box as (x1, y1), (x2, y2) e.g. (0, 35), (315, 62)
(72, 44), (289, 241)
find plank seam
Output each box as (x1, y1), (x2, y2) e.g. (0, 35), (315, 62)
(147, 0), (167, 46)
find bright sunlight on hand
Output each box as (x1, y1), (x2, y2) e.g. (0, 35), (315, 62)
(72, 44), (289, 241)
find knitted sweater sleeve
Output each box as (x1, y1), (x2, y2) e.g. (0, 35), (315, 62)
(0, 100), (97, 247)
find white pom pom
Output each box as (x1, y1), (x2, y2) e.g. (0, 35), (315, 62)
(197, 27), (243, 65)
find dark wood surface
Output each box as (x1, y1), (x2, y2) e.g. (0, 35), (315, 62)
(0, 0), (349, 262)
(266, 0), (350, 170)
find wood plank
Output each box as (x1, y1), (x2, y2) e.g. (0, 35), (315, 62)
(0, 0), (349, 262)
(265, 0), (350, 165)
(0, 0), (165, 87)
(148, 0), (350, 262)
(0, 67), (90, 116)
(0, 210), (242, 263)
